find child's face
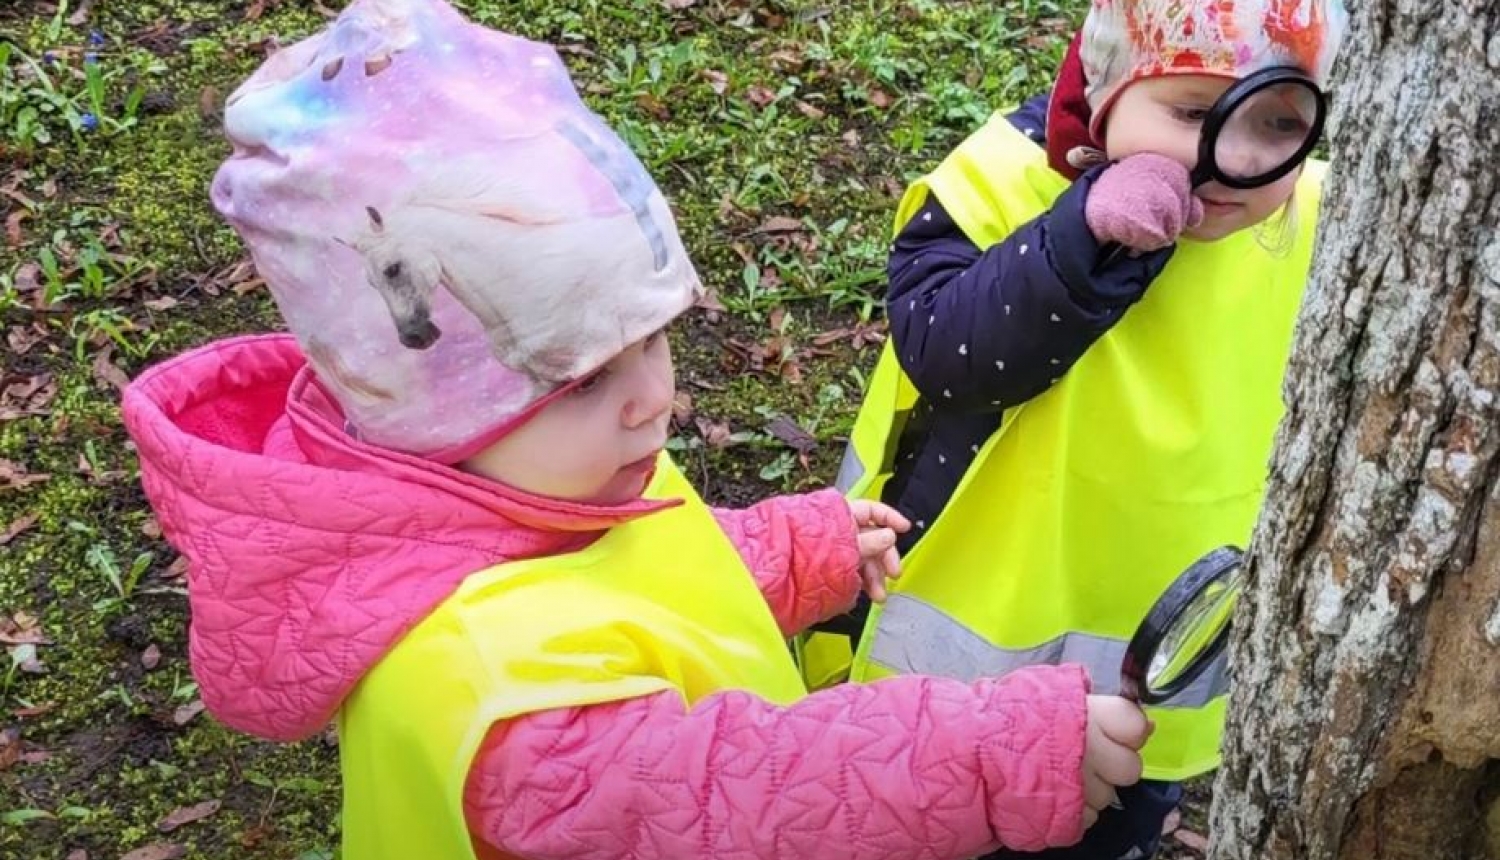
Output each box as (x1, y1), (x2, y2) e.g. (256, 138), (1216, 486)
(462, 328), (676, 505)
(1103, 75), (1300, 242)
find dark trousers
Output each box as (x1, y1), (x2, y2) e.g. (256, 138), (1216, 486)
(981, 779), (1181, 860)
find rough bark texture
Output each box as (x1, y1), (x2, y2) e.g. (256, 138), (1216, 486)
(1207, 2), (1500, 860)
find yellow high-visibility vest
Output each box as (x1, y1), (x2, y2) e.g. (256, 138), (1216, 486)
(801, 112), (1323, 781)
(338, 455), (807, 859)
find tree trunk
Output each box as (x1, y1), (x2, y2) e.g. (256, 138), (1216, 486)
(1206, 2), (1500, 860)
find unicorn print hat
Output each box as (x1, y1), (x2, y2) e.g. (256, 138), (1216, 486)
(211, 0), (702, 462)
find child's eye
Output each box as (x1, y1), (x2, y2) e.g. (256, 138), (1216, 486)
(570, 369), (608, 396)
(1170, 105), (1210, 124)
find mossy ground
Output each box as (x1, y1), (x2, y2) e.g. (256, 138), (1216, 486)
(1, 2), (1205, 858)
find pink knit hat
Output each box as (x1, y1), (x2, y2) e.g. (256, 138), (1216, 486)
(211, 0), (702, 462)
(1079, 0), (1347, 141)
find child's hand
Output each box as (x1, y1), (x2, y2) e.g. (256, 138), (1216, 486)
(847, 500), (911, 603)
(1081, 695), (1152, 829)
(1084, 153), (1205, 252)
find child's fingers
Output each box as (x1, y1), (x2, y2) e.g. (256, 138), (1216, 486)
(869, 503), (912, 533)
(882, 545), (902, 579)
(858, 527), (896, 558)
(861, 562), (888, 602)
(850, 500), (912, 533)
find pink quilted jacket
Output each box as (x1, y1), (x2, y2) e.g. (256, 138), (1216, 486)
(123, 334), (1091, 859)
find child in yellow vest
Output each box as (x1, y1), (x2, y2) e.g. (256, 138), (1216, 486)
(122, 1), (1155, 857)
(812, 1), (1347, 858)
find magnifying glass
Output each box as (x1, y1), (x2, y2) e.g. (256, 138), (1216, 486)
(1096, 66), (1328, 267)
(1119, 546), (1243, 705)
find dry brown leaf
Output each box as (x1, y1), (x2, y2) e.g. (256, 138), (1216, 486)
(765, 416), (816, 453)
(744, 85), (777, 108)
(694, 418), (733, 449)
(794, 100), (825, 120)
(156, 799), (221, 833)
(244, 0), (267, 20)
(65, 851), (88, 860)
(867, 87), (893, 109)
(0, 514), (38, 546)
(701, 69), (729, 96)
(141, 517), (162, 539)
(172, 700), (205, 726)
(6, 325), (47, 355)
(92, 348), (131, 393)
(671, 392), (694, 425)
(5, 210), (28, 247)
(143, 296), (179, 312)
(141, 644), (162, 671)
(0, 459), (50, 491)
(1173, 828), (1210, 852)
(0, 727), (19, 772)
(754, 216), (803, 235)
(662, 0), (697, 8)
(162, 556), (190, 582)
(11, 702), (56, 719)
(121, 844), (187, 860)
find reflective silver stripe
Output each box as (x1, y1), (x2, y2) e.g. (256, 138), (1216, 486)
(867, 593), (1227, 709)
(835, 443), (865, 493)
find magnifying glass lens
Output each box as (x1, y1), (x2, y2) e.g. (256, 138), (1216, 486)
(1212, 80), (1321, 184)
(1145, 575), (1240, 693)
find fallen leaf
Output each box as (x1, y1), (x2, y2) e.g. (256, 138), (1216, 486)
(0, 613), (47, 646)
(141, 644), (162, 671)
(18, 750), (52, 765)
(635, 92), (671, 120)
(765, 416), (816, 453)
(92, 348), (131, 393)
(841, 129), (861, 148)
(0, 514), (38, 546)
(12, 702), (56, 719)
(156, 799), (221, 833)
(662, 0), (697, 8)
(244, 0), (267, 20)
(753, 216), (804, 235)
(121, 845), (187, 860)
(141, 517), (162, 539)
(66, 0), (95, 25)
(671, 392), (694, 425)
(172, 700), (205, 726)
(1173, 828), (1210, 852)
(198, 85), (221, 119)
(794, 100), (825, 120)
(66, 851), (88, 860)
(10, 643), (46, 674)
(744, 85), (777, 108)
(694, 418), (733, 449)
(1161, 808), (1181, 835)
(867, 87), (893, 109)
(693, 289), (727, 314)
(2, 372), (58, 420)
(0, 459), (50, 491)
(701, 69), (729, 96)
(6, 325), (47, 355)
(143, 296), (179, 312)
(0, 727), (19, 771)
(5, 210), (27, 247)
(162, 556), (190, 582)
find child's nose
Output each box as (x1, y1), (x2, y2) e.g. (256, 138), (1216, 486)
(622, 359), (674, 429)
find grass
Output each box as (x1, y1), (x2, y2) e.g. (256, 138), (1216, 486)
(0, 0), (1081, 857)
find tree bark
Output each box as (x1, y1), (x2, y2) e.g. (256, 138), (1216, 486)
(1206, 2), (1500, 860)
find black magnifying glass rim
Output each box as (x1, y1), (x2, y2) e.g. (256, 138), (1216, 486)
(1120, 546), (1244, 705)
(1191, 66), (1329, 190)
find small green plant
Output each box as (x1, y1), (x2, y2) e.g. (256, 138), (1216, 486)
(1, 17), (164, 157)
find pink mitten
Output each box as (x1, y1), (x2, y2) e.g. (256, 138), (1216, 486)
(1084, 153), (1205, 252)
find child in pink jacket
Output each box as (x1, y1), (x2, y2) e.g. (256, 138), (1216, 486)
(121, 1), (1150, 857)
